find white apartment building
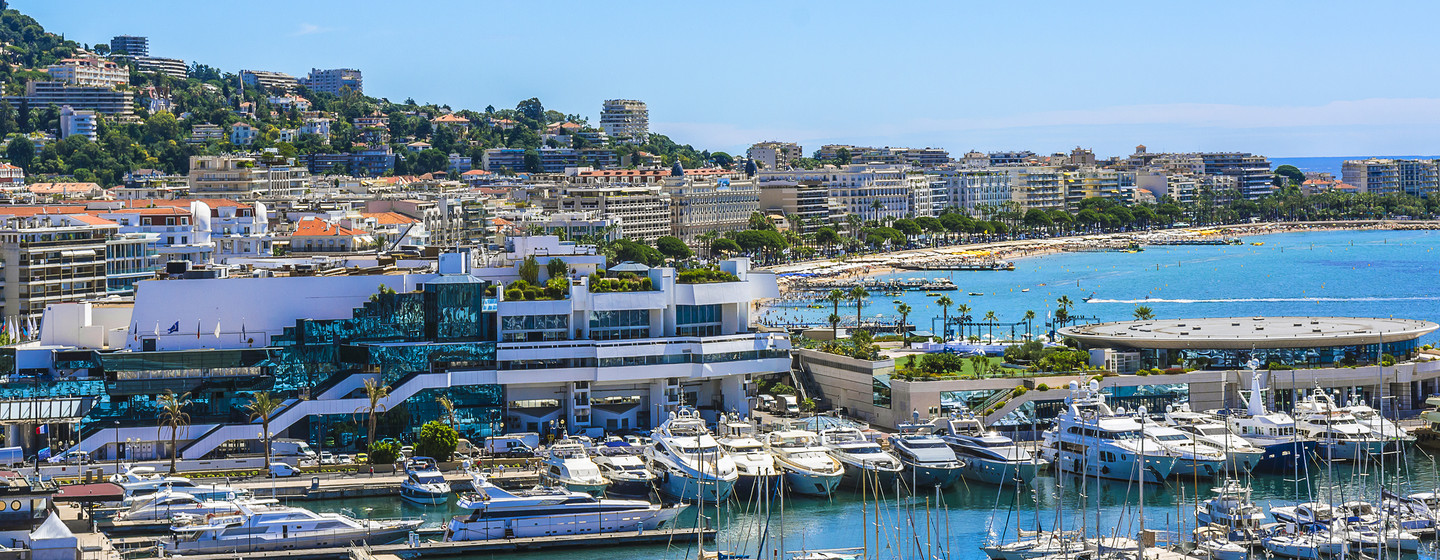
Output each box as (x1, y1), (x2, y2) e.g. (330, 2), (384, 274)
(537, 183), (671, 242)
(300, 68), (363, 95)
(45, 57), (128, 88)
(1136, 170), (1197, 204)
(299, 117), (331, 139)
(188, 123), (224, 144)
(757, 164), (932, 220)
(187, 154), (311, 200)
(1004, 166), (1065, 209)
(600, 99), (648, 143)
(230, 123), (258, 146)
(747, 141), (803, 169)
(1063, 167), (1135, 210)
(930, 168), (1012, 212)
(59, 105), (97, 141)
(664, 175), (760, 242)
(1342, 158), (1439, 196)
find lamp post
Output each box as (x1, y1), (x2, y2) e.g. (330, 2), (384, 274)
(112, 421), (120, 474)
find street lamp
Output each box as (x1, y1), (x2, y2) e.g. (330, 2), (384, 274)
(112, 421), (120, 474)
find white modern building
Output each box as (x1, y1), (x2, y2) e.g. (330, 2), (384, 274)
(58, 105), (98, 141)
(599, 99), (648, 143)
(747, 141), (803, 169)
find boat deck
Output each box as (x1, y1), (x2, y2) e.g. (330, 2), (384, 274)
(149, 528), (716, 560)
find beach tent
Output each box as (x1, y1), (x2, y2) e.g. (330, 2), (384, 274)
(29, 514), (77, 560)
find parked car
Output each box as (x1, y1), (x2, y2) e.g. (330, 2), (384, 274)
(356, 453), (370, 464)
(268, 463), (299, 477)
(47, 450), (89, 465)
(337, 454), (353, 464)
(319, 451), (337, 465)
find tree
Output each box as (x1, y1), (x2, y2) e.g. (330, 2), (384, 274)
(827, 313), (841, 338)
(710, 238), (741, 255)
(516, 97), (545, 123)
(356, 378), (390, 449)
(436, 394), (457, 426)
(5, 136), (32, 171)
(984, 310), (999, 341)
(896, 303), (912, 347)
(826, 289), (847, 338)
(655, 236), (693, 261)
(815, 227), (841, 253)
(1023, 310), (1037, 339)
(1133, 305), (1155, 320)
(546, 257), (568, 280)
(244, 391), (283, 475)
(849, 285), (870, 331)
(613, 239), (663, 266)
(936, 296), (953, 340)
(1274, 164), (1304, 187)
(415, 420), (459, 462)
(519, 255), (539, 284)
(368, 440), (400, 464)
(157, 390), (190, 474)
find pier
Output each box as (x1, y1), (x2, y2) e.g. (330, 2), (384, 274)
(894, 259), (1016, 271)
(1141, 236), (1242, 245)
(792, 278), (957, 292)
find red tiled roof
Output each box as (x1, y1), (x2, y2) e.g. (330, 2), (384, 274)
(461, 169), (491, 176)
(128, 198), (247, 208)
(432, 114), (470, 124)
(360, 211), (419, 225)
(28, 183), (101, 195)
(293, 219), (366, 237)
(70, 214), (117, 226)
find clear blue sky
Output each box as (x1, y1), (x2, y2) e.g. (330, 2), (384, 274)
(15, 0), (1440, 158)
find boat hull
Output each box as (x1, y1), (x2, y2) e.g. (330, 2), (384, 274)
(958, 456), (1046, 486)
(657, 470), (736, 503)
(1313, 438), (1388, 461)
(603, 477), (654, 498)
(1249, 440), (1315, 473)
(400, 486), (449, 505)
(1050, 447), (1173, 483)
(899, 463), (962, 491)
(166, 525), (416, 554)
(1171, 457), (1226, 479)
(446, 504), (686, 541)
(734, 473), (782, 498)
(838, 464), (899, 490)
(782, 470), (843, 497)
(1223, 449), (1265, 473)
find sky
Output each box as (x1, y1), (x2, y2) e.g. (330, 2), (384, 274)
(14, 0), (1440, 159)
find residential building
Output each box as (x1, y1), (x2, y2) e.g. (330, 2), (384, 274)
(930, 168), (1012, 213)
(747, 141), (803, 169)
(27, 183), (104, 199)
(1063, 167), (1134, 209)
(133, 57), (187, 80)
(266, 95), (311, 112)
(299, 68), (362, 95)
(431, 113), (471, 131)
(960, 150), (990, 169)
(136, 198), (273, 263)
(481, 148), (526, 173)
(187, 153), (311, 199)
(6, 81), (134, 116)
(537, 184), (671, 242)
(600, 99), (648, 143)
(58, 105), (97, 141)
(112, 172), (189, 200)
(0, 214), (119, 319)
(45, 57), (129, 88)
(1341, 158), (1440, 196)
(1136, 170), (1197, 204)
(230, 123), (257, 146)
(0, 163), (25, 191)
(816, 145), (859, 161)
(664, 174), (760, 243)
(288, 217), (375, 253)
(537, 147), (619, 173)
(1198, 152), (1272, 199)
(757, 164), (932, 220)
(240, 70), (299, 92)
(301, 145), (396, 177)
(109, 35), (149, 57)
(756, 179), (836, 233)
(275, 128), (298, 144)
(448, 153), (473, 174)
(1004, 166), (1065, 209)
(299, 117), (331, 139)
(1300, 178), (1359, 196)
(187, 123), (224, 144)
(988, 151), (1037, 166)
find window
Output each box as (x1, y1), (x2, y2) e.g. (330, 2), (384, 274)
(676, 305), (722, 337)
(589, 309), (650, 340)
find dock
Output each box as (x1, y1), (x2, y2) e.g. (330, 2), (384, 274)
(894, 260), (1015, 271)
(156, 528), (716, 560)
(792, 278), (958, 292)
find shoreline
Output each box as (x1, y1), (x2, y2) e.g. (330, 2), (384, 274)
(765, 219), (1420, 296)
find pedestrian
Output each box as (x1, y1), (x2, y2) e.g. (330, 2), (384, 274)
(369, 465), (374, 477)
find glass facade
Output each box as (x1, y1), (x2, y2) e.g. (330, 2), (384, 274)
(589, 309), (650, 340)
(501, 314), (569, 342)
(1135, 339), (1419, 370)
(677, 304), (722, 337)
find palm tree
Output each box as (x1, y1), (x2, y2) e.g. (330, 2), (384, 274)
(356, 378), (391, 452)
(1023, 310), (1037, 339)
(437, 394), (457, 426)
(956, 304), (972, 340)
(157, 390), (190, 474)
(896, 303), (912, 347)
(825, 289), (847, 338)
(244, 391), (283, 475)
(870, 199), (884, 222)
(1133, 305), (1155, 320)
(983, 311), (998, 342)
(935, 296), (954, 340)
(848, 286), (870, 332)
(1055, 296), (1075, 329)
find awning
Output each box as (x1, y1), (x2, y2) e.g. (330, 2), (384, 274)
(53, 483), (123, 503)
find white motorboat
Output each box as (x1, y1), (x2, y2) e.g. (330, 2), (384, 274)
(400, 457), (451, 505)
(645, 407), (738, 502)
(714, 414), (781, 494)
(1194, 525), (1250, 560)
(541, 439), (610, 496)
(889, 424), (965, 490)
(1271, 502), (1341, 527)
(1195, 479), (1266, 545)
(980, 529), (1087, 560)
(115, 489), (247, 522)
(110, 464), (250, 504)
(1260, 522), (1347, 559)
(1382, 490), (1438, 536)
(765, 430), (844, 497)
(1039, 381), (1175, 483)
(1342, 394), (1414, 444)
(591, 443), (657, 497)
(818, 426), (901, 489)
(1162, 404), (1266, 473)
(445, 467), (686, 541)
(929, 412), (1048, 485)
(162, 500), (421, 554)
(1135, 416), (1227, 479)
(1208, 370), (1316, 473)
(1292, 388), (1388, 461)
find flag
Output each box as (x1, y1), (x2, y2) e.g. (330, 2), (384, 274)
(214, 319), (221, 339)
(166, 321), (179, 334)
(153, 321), (160, 336)
(196, 319), (201, 339)
(240, 319), (247, 342)
(35, 425), (45, 435)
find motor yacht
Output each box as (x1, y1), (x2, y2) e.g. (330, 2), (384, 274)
(541, 439), (610, 496)
(1039, 381), (1175, 483)
(889, 423), (964, 490)
(765, 430), (844, 496)
(400, 456), (450, 505)
(591, 443), (657, 497)
(1341, 394), (1414, 445)
(1292, 389), (1388, 461)
(1260, 522), (1347, 560)
(115, 489), (249, 522)
(818, 427), (901, 489)
(445, 467), (686, 541)
(1195, 479), (1266, 546)
(714, 415), (780, 495)
(1209, 370), (1316, 473)
(162, 500), (421, 554)
(645, 407), (738, 502)
(110, 465), (252, 505)
(1135, 415), (1227, 479)
(1161, 404), (1265, 473)
(929, 412), (1047, 486)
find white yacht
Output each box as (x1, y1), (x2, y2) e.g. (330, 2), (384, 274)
(1341, 394), (1414, 444)
(714, 415), (780, 494)
(110, 465), (251, 505)
(1161, 404), (1265, 473)
(115, 489), (248, 522)
(1209, 370), (1316, 473)
(1271, 502), (1341, 528)
(1260, 522), (1347, 560)
(591, 443), (657, 497)
(818, 427), (901, 489)
(929, 412), (1047, 485)
(980, 529), (1087, 560)
(1039, 381), (1175, 483)
(445, 468), (686, 541)
(400, 457), (451, 505)
(1135, 416), (1227, 479)
(765, 430), (844, 496)
(1195, 480), (1266, 546)
(645, 407), (738, 502)
(541, 439), (610, 496)
(162, 500), (421, 554)
(1292, 389), (1388, 461)
(889, 424), (965, 490)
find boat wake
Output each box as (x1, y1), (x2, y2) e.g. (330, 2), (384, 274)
(1087, 296), (1440, 304)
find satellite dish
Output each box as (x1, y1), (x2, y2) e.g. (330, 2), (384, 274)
(1138, 405), (1148, 416)
(1088, 380), (1100, 392)
(1245, 359), (1261, 371)
(1068, 381), (1080, 391)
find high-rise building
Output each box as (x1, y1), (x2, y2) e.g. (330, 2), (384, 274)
(664, 174), (760, 243)
(599, 99), (648, 143)
(188, 153), (312, 199)
(45, 57), (129, 88)
(1342, 158), (1439, 196)
(1198, 152), (1272, 200)
(5, 81), (134, 116)
(299, 68), (363, 95)
(747, 141), (803, 169)
(133, 57), (188, 80)
(240, 70), (299, 92)
(59, 105), (97, 141)
(109, 35), (149, 57)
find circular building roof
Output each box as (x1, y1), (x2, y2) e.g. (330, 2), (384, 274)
(1059, 316), (1437, 350)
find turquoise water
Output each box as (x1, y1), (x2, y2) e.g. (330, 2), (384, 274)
(764, 229), (1440, 346)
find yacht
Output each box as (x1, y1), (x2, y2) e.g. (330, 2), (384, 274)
(445, 468), (686, 541)
(1194, 480), (1266, 546)
(115, 489), (248, 522)
(591, 443), (657, 497)
(110, 465), (252, 505)
(645, 407), (738, 502)
(162, 500), (421, 554)
(980, 529), (1087, 560)
(1208, 370), (1316, 473)
(765, 430), (844, 496)
(1292, 389), (1388, 461)
(929, 412), (1047, 485)
(889, 424), (965, 490)
(1271, 502), (1341, 528)
(1161, 404), (1265, 473)
(1383, 490), (1439, 536)
(1341, 393), (1415, 444)
(714, 415), (781, 495)
(1193, 526), (1250, 560)
(1135, 416), (1227, 479)
(400, 457), (451, 505)
(1039, 381), (1175, 483)
(541, 439), (610, 496)
(818, 427), (901, 489)
(1260, 522), (1347, 559)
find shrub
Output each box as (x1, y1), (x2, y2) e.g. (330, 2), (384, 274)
(677, 268), (740, 284)
(1011, 386), (1027, 397)
(1136, 370), (1150, 376)
(504, 288), (523, 301)
(368, 440), (400, 464)
(415, 420), (458, 462)
(524, 289), (538, 300)
(1036, 383), (1050, 391)
(1163, 367), (1185, 375)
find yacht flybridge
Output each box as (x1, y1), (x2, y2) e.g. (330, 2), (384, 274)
(1040, 380), (1175, 483)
